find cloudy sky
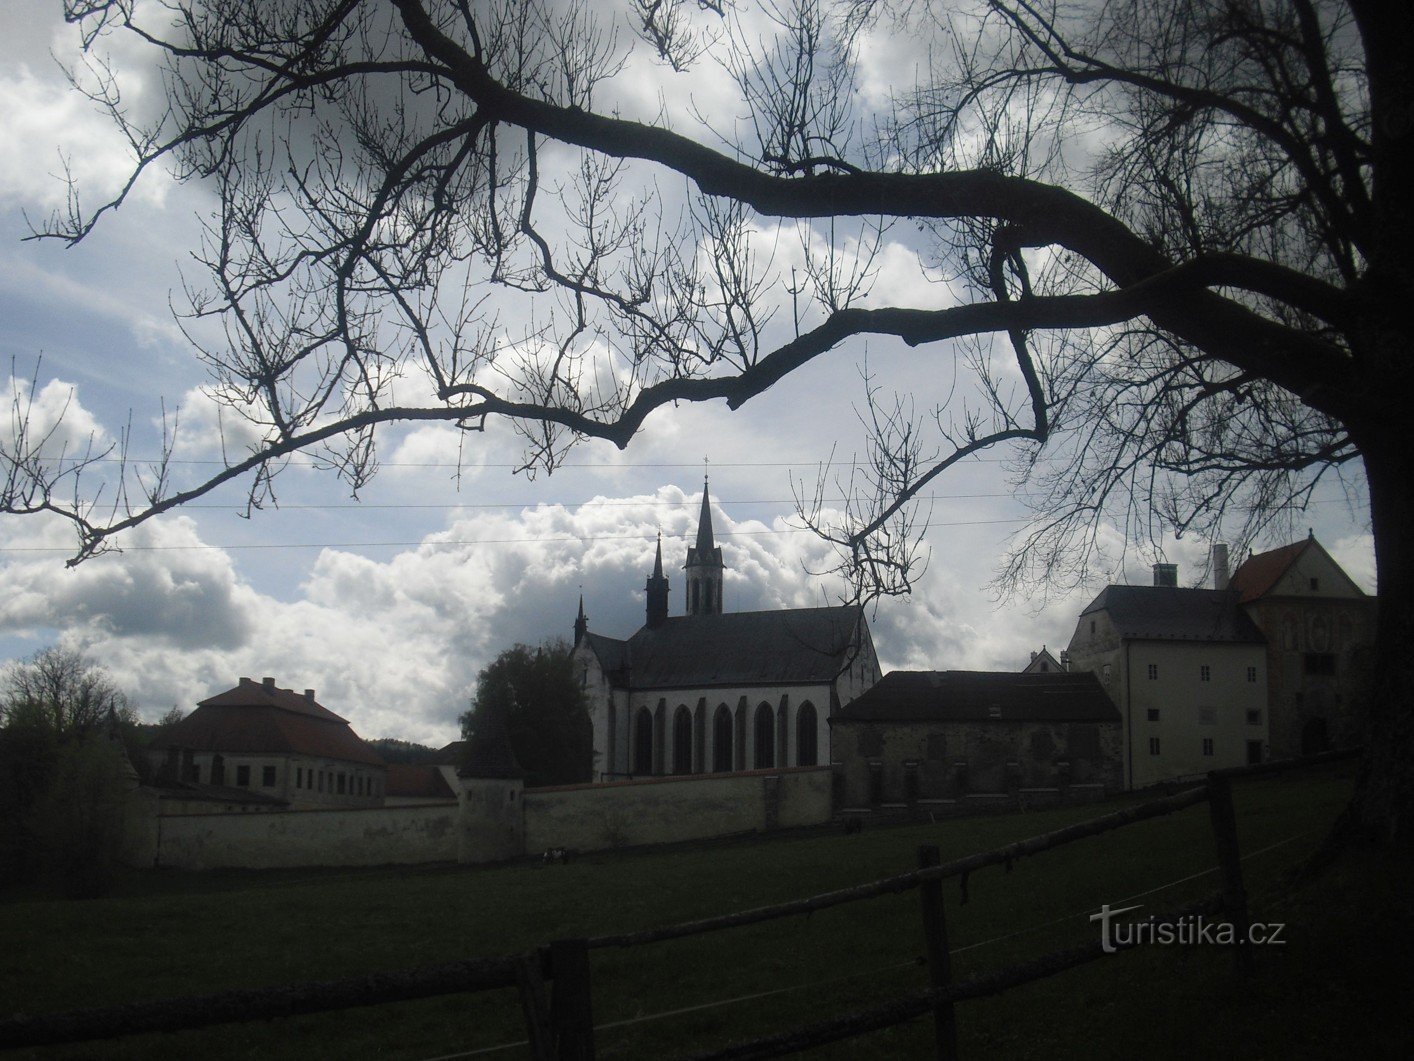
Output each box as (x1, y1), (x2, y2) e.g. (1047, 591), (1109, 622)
(0, 2), (1374, 746)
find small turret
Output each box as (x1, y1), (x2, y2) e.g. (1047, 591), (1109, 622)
(645, 534), (670, 627)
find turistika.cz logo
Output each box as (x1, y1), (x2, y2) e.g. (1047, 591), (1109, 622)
(1088, 904), (1286, 954)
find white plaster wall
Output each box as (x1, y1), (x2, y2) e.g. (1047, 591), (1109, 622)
(153, 802), (461, 870)
(523, 766), (832, 853)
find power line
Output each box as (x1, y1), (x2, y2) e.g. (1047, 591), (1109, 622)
(0, 518), (1029, 555)
(172, 492), (1020, 511)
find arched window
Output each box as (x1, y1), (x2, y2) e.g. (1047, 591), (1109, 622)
(712, 705), (733, 772)
(673, 706), (693, 774)
(796, 702), (818, 766)
(754, 703), (775, 768)
(633, 707), (654, 775)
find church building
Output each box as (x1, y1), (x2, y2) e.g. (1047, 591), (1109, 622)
(572, 481), (880, 780)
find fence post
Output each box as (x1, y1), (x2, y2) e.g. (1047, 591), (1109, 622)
(549, 938), (595, 1060)
(516, 948), (554, 1061)
(1205, 772), (1253, 973)
(918, 845), (959, 1059)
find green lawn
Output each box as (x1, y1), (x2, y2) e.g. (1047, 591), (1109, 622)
(2, 762), (1404, 1059)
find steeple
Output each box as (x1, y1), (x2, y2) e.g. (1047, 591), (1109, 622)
(645, 533), (670, 627)
(685, 476), (725, 616)
(573, 594), (588, 645)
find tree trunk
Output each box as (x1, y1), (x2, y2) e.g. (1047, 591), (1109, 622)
(1351, 438), (1414, 844)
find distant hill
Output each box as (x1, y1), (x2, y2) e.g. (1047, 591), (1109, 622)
(366, 738), (443, 764)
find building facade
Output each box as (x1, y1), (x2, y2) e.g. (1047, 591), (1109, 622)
(151, 676), (387, 810)
(572, 481), (880, 780)
(1230, 535), (1375, 758)
(1066, 570), (1270, 788)
(831, 670), (1122, 807)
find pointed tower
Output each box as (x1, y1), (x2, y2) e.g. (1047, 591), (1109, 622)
(573, 594), (589, 645)
(685, 477), (725, 616)
(645, 533), (671, 627)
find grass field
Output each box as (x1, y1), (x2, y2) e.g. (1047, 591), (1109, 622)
(1, 761), (1407, 1059)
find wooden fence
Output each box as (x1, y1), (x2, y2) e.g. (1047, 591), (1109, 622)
(0, 748), (1358, 1059)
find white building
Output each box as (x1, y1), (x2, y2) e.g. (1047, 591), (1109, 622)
(572, 481), (880, 779)
(1066, 565), (1270, 788)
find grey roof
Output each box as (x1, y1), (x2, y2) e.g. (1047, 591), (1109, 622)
(835, 670), (1119, 724)
(1080, 586), (1265, 643)
(587, 606), (865, 689)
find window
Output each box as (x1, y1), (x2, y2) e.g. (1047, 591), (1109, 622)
(1147, 663), (1158, 680)
(1149, 737), (1161, 755)
(1146, 708), (1161, 722)
(1199, 707), (1217, 725)
(318, 770), (325, 793)
(1247, 666), (1258, 683)
(1304, 653), (1336, 675)
(1090, 620), (1096, 635)
(261, 765), (276, 787)
(1200, 665), (1211, 682)
(753, 703), (775, 768)
(633, 707), (654, 774)
(1246, 709), (1263, 726)
(1202, 738), (1215, 756)
(296, 767), (303, 788)
(338, 772), (346, 794)
(672, 706), (693, 775)
(712, 706), (733, 772)
(236, 765), (251, 787)
(1309, 577), (1320, 591)
(988, 704), (1002, 719)
(796, 703), (819, 767)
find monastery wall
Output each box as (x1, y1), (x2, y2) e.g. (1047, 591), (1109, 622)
(523, 766), (832, 852)
(134, 767), (832, 870)
(149, 801), (461, 870)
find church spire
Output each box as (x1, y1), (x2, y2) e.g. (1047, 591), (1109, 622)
(695, 475), (716, 553)
(685, 476), (725, 616)
(645, 533), (670, 627)
(573, 593), (588, 645)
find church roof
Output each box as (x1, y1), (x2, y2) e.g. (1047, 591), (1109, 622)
(1079, 585), (1264, 643)
(836, 670), (1119, 723)
(158, 677), (385, 766)
(587, 606), (866, 689)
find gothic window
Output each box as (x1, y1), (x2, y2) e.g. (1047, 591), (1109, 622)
(633, 707), (654, 775)
(796, 703), (818, 766)
(713, 706), (733, 772)
(754, 703), (775, 768)
(673, 706), (693, 775)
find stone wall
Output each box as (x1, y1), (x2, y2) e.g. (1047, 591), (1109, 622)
(150, 802), (461, 870)
(524, 766), (833, 853)
(130, 766), (833, 871)
(833, 719), (1123, 808)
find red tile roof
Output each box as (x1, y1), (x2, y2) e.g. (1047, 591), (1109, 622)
(385, 764), (457, 800)
(159, 678), (384, 767)
(1230, 540), (1310, 602)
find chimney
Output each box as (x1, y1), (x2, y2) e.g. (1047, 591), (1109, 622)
(262, 676), (276, 690)
(1152, 563), (1178, 588)
(304, 689), (316, 702)
(1059, 650), (1070, 671)
(1212, 543), (1230, 590)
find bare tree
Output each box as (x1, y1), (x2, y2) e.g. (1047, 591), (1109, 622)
(1, 646), (134, 738)
(2, 0), (1409, 841)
